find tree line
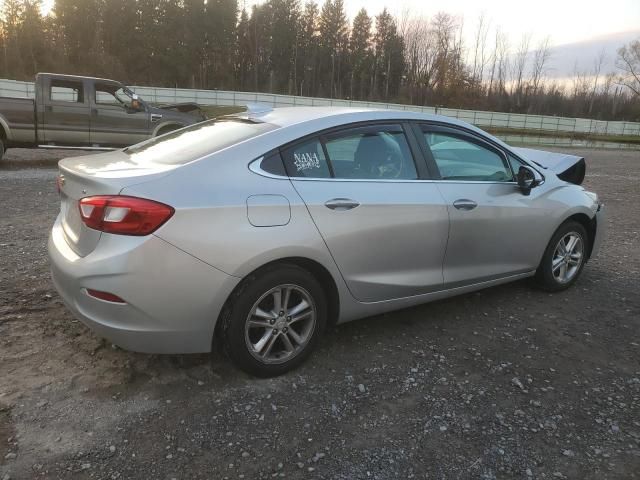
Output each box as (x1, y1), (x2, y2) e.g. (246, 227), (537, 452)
(1, 0), (639, 122)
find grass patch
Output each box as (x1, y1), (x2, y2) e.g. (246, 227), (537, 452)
(486, 127), (640, 145)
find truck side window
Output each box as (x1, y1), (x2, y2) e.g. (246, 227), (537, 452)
(95, 85), (131, 108)
(50, 80), (84, 103)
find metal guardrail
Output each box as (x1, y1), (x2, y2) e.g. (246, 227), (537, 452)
(2, 78), (639, 137)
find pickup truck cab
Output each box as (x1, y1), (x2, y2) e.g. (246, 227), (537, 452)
(0, 73), (206, 160)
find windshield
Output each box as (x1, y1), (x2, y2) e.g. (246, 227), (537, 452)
(124, 118), (278, 165)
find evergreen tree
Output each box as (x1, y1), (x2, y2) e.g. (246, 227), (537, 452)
(318, 0), (348, 98)
(2, 0), (25, 77)
(372, 8), (404, 100)
(349, 8), (372, 100)
(295, 1), (319, 96)
(269, 0), (300, 94)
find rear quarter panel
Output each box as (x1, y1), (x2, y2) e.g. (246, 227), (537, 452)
(120, 142), (349, 284)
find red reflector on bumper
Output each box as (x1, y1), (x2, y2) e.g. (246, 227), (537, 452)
(86, 289), (126, 303)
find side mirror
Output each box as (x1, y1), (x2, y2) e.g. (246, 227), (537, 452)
(517, 166), (539, 196)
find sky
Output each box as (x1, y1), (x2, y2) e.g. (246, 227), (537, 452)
(41, 0), (640, 77)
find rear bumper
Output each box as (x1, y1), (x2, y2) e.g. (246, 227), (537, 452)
(591, 203), (606, 259)
(48, 216), (240, 354)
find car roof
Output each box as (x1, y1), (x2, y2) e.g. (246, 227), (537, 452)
(250, 107), (511, 151)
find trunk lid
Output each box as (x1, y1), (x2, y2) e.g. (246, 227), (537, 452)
(57, 150), (176, 256)
(511, 147), (586, 185)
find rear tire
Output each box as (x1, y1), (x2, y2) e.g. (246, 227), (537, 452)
(220, 264), (327, 377)
(534, 220), (589, 292)
(0, 139), (5, 162)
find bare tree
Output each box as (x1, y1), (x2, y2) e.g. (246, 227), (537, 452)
(529, 37), (551, 96)
(471, 12), (490, 88)
(588, 49), (606, 114)
(511, 33), (532, 107)
(616, 38), (640, 96)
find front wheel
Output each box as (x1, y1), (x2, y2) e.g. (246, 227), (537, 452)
(220, 265), (327, 377)
(534, 221), (589, 291)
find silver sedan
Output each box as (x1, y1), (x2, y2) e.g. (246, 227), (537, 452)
(48, 107), (605, 376)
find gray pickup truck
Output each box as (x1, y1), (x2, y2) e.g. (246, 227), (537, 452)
(0, 73), (206, 161)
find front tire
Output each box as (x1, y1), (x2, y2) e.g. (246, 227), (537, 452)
(221, 265), (327, 377)
(534, 220), (589, 291)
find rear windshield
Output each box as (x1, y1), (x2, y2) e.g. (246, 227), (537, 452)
(125, 118), (278, 165)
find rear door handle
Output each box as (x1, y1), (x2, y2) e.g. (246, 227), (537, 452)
(453, 199), (478, 211)
(325, 198), (360, 211)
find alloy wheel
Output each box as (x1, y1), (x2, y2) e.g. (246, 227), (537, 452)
(551, 232), (584, 284)
(244, 284), (317, 364)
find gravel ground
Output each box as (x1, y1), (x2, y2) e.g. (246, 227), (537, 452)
(0, 147), (639, 480)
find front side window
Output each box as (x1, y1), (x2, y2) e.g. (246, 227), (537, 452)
(324, 125), (418, 180)
(423, 130), (513, 182)
(282, 138), (332, 178)
(50, 80), (84, 103)
(95, 84), (134, 108)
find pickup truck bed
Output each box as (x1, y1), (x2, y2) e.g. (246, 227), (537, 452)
(0, 96), (36, 145)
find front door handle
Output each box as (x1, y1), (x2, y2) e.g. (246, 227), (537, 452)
(325, 198), (360, 211)
(453, 199), (478, 211)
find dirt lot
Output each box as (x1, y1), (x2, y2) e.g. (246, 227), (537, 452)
(0, 146), (639, 480)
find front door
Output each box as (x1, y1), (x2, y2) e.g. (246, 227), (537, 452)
(42, 77), (90, 145)
(90, 82), (150, 147)
(284, 123), (450, 302)
(418, 124), (551, 287)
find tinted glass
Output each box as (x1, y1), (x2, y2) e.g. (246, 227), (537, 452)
(125, 119), (277, 165)
(260, 151), (286, 176)
(282, 138), (331, 178)
(424, 132), (513, 181)
(324, 126), (417, 180)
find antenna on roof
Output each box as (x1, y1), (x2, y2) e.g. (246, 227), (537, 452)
(245, 103), (273, 116)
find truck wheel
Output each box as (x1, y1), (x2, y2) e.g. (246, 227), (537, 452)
(0, 139), (4, 162)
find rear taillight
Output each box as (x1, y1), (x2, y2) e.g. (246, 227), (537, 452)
(78, 195), (174, 236)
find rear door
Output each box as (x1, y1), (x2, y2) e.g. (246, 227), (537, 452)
(90, 82), (150, 146)
(416, 123), (550, 286)
(284, 123), (449, 302)
(42, 77), (90, 145)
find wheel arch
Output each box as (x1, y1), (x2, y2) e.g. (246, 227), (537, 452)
(557, 212), (597, 260)
(0, 115), (11, 142)
(152, 122), (185, 137)
(213, 256), (341, 345)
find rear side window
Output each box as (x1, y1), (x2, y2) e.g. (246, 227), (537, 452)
(324, 125), (417, 180)
(125, 119), (278, 165)
(50, 80), (84, 103)
(260, 151), (287, 176)
(281, 138), (332, 178)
